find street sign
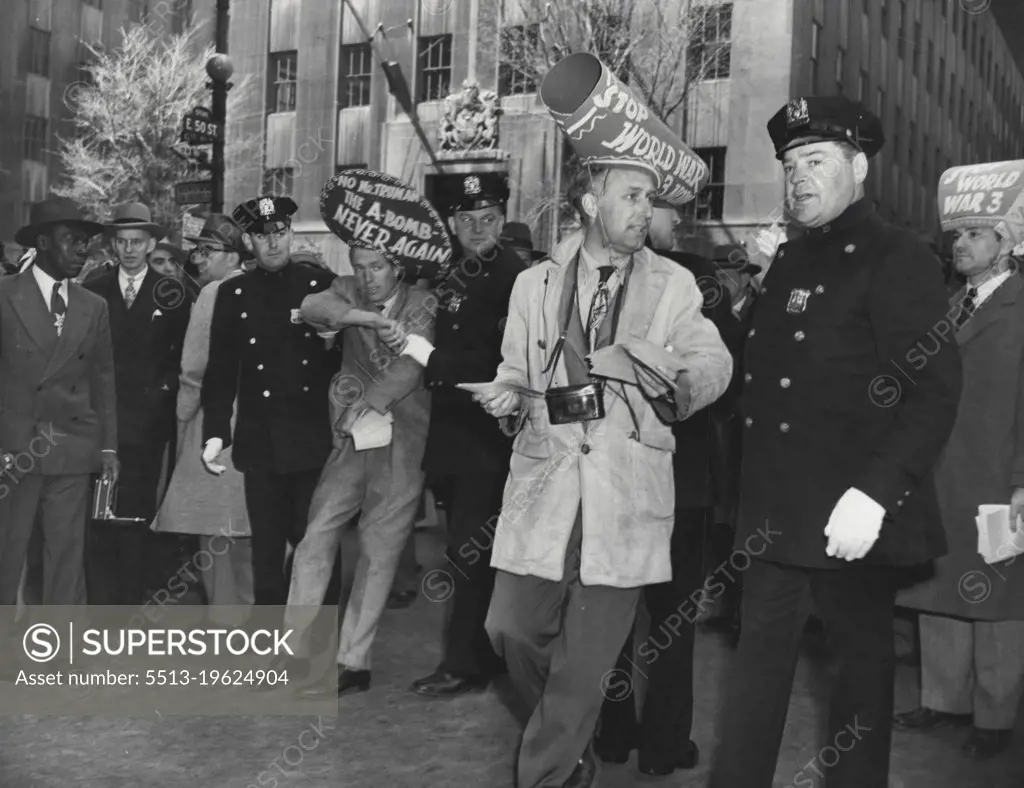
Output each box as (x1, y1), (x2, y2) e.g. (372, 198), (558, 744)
(180, 107), (222, 145)
(175, 180), (213, 205)
(180, 212), (206, 251)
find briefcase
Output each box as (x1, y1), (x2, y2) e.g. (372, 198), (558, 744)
(91, 477), (147, 524)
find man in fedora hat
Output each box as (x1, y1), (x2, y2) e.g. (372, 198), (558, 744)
(500, 221), (546, 267)
(0, 198), (118, 612)
(710, 95), (963, 788)
(84, 201), (191, 604)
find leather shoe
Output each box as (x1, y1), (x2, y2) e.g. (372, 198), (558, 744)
(893, 707), (972, 731)
(962, 727), (1012, 759)
(637, 740), (700, 776)
(410, 669), (488, 697)
(563, 745), (599, 788)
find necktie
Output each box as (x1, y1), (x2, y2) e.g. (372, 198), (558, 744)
(51, 282), (67, 336)
(124, 277), (137, 309)
(955, 287), (978, 328)
(587, 266), (615, 350)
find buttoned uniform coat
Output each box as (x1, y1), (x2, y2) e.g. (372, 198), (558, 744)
(491, 235), (733, 588)
(898, 274), (1024, 620)
(300, 277), (434, 459)
(202, 262), (341, 474)
(737, 199), (963, 569)
(0, 270), (117, 475)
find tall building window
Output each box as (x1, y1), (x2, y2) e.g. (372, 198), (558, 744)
(897, 0), (905, 58)
(908, 120), (916, 174)
(688, 3), (732, 81)
(912, 21), (921, 77)
(417, 34), (453, 102)
(894, 107), (901, 163)
(922, 133), (929, 182)
(269, 52), (297, 113)
(835, 47), (845, 94)
(949, 74), (956, 120)
(82, 0), (102, 6)
(262, 167), (294, 197)
(938, 58), (945, 106)
(880, 0), (888, 38)
(23, 116), (47, 161)
(926, 40), (933, 92)
(687, 147), (726, 221)
(499, 24), (539, 96)
(339, 43), (373, 108)
(876, 87), (885, 124)
(28, 27), (50, 77)
(810, 21), (822, 93)
(859, 69), (868, 102)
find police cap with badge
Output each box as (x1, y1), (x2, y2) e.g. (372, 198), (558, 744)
(447, 172), (510, 214)
(233, 195), (299, 234)
(767, 95), (884, 159)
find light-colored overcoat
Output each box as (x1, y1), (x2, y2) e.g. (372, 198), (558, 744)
(152, 270), (250, 537)
(898, 273), (1024, 620)
(491, 234), (733, 588)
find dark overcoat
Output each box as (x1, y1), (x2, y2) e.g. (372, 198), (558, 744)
(898, 273), (1024, 619)
(736, 199), (963, 568)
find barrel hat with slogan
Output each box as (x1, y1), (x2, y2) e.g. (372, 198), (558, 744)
(539, 53), (709, 206)
(937, 159), (1024, 244)
(320, 169), (453, 281)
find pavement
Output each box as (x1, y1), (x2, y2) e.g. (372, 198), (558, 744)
(0, 526), (1022, 788)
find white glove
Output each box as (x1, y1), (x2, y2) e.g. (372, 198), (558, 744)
(400, 334), (435, 367)
(317, 329), (339, 339)
(824, 487), (886, 561)
(201, 438), (226, 476)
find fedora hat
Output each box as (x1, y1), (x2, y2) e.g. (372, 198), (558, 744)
(15, 197), (104, 248)
(500, 222), (546, 261)
(152, 241), (188, 264)
(105, 201), (167, 240)
(185, 213), (243, 251)
(712, 244), (762, 274)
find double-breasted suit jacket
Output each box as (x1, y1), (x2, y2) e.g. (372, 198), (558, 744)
(0, 270), (117, 476)
(492, 235), (733, 588)
(737, 199), (963, 569)
(898, 273), (1024, 620)
(84, 267), (190, 449)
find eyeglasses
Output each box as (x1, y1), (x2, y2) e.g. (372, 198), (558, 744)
(113, 237), (150, 250)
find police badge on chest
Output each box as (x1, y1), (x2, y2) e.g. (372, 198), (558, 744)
(786, 288), (811, 314)
(444, 293), (464, 313)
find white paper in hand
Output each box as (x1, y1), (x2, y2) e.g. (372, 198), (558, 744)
(351, 409), (394, 451)
(976, 504), (1024, 564)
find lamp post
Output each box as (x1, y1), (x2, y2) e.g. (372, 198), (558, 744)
(206, 52), (233, 214)
(205, 0), (233, 214)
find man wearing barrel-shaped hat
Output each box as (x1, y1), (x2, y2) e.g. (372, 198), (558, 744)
(709, 96), (963, 788)
(894, 160), (1024, 760)
(469, 54), (733, 788)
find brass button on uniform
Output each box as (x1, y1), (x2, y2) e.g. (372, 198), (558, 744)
(580, 444), (591, 455)
(745, 417), (753, 427)
(744, 373), (752, 383)
(257, 364), (264, 370)
(780, 377), (791, 388)
(263, 390), (270, 398)
(794, 331), (805, 341)
(748, 328), (756, 338)
(779, 422), (790, 433)
(249, 338), (256, 345)
(453, 324), (460, 330)
(303, 386), (309, 392)
(302, 359), (308, 366)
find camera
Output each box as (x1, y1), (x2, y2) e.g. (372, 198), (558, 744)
(545, 381), (606, 425)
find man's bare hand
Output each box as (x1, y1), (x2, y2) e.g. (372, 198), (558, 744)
(376, 319), (408, 353)
(101, 452), (120, 485)
(474, 390), (521, 418)
(635, 364), (676, 400)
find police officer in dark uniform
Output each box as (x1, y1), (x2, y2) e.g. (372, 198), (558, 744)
(406, 172), (525, 697)
(200, 196), (343, 607)
(710, 97), (962, 788)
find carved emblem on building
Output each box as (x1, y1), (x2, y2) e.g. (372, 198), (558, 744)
(437, 80), (508, 161)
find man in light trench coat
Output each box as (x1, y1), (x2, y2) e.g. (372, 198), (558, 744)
(468, 158), (732, 787)
(896, 158), (1024, 760)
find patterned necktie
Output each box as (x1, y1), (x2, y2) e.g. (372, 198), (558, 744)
(955, 287), (978, 328)
(124, 277), (137, 309)
(51, 282), (67, 336)
(587, 266), (615, 350)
